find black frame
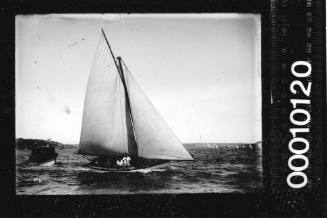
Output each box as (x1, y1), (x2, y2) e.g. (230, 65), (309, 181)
(2, 0), (326, 217)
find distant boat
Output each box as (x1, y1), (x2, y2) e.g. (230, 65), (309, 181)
(78, 29), (193, 171)
(29, 140), (58, 166)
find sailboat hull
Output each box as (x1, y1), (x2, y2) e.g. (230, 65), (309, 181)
(85, 158), (170, 172)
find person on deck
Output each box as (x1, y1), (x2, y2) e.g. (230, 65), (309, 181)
(126, 156), (131, 166)
(122, 157), (127, 166)
(116, 156), (131, 167)
(116, 159), (123, 167)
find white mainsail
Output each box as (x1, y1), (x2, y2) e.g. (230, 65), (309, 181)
(79, 31), (193, 161)
(79, 33), (130, 156)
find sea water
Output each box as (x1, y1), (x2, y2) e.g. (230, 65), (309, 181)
(16, 144), (262, 194)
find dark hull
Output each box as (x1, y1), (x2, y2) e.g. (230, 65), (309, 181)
(29, 147), (58, 165)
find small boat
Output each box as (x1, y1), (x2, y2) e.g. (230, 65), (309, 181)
(29, 146), (58, 166)
(78, 29), (193, 172)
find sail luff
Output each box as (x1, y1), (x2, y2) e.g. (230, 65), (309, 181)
(101, 29), (121, 74)
(117, 57), (138, 156)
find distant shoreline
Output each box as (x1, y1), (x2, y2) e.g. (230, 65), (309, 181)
(16, 138), (262, 150)
(183, 142), (262, 149)
(15, 138), (76, 150)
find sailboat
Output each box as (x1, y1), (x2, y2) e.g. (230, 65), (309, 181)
(78, 29), (193, 171)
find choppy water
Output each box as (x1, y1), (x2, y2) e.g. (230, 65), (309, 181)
(16, 144), (262, 194)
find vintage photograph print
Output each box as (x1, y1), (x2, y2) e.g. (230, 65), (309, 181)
(15, 14), (262, 194)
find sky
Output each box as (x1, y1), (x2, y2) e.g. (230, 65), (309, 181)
(16, 14), (261, 144)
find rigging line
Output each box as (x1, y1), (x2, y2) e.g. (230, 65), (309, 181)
(101, 29), (132, 124)
(109, 75), (118, 145)
(117, 59), (136, 128)
(118, 76), (126, 151)
(101, 29), (125, 82)
(101, 29), (137, 154)
(117, 57), (138, 154)
(119, 60), (141, 140)
(117, 57), (133, 116)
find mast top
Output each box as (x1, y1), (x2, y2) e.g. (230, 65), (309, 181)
(101, 29), (120, 73)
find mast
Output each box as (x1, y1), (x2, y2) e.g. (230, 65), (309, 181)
(101, 29), (130, 99)
(117, 57), (133, 118)
(101, 29), (121, 74)
(117, 57), (138, 156)
(101, 29), (138, 156)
